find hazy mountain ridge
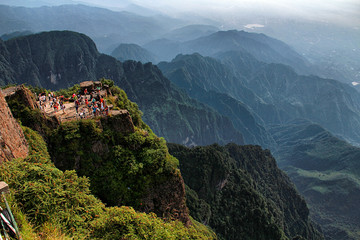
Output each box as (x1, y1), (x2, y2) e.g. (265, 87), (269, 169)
(159, 51), (360, 239)
(0, 4), (183, 52)
(0, 3), (357, 85)
(159, 51), (360, 145)
(111, 43), (157, 63)
(161, 24), (220, 42)
(215, 51), (360, 144)
(158, 53), (276, 148)
(148, 30), (311, 75)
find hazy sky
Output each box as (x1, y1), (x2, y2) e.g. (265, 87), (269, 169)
(3, 0), (359, 26)
(77, 0), (359, 26)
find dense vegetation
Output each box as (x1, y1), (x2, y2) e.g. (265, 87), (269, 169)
(0, 126), (216, 239)
(168, 143), (324, 240)
(6, 83), (187, 221)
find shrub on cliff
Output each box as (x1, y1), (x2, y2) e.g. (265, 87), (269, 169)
(0, 127), (216, 239)
(48, 119), (178, 208)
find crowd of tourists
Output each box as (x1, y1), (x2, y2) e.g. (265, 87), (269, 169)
(37, 88), (109, 119)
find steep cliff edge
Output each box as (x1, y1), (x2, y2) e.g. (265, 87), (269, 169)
(0, 88), (28, 162)
(5, 84), (191, 226)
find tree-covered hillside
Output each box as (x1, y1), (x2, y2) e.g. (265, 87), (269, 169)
(269, 120), (360, 240)
(168, 143), (324, 240)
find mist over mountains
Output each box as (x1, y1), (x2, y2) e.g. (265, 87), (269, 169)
(0, 2), (358, 84)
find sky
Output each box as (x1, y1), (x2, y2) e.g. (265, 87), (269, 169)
(76, 0), (360, 26)
(2, 0), (359, 26)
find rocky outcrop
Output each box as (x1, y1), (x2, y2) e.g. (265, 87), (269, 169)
(5, 85), (59, 137)
(0, 89), (28, 162)
(3, 85), (38, 110)
(101, 110), (135, 134)
(141, 170), (191, 226)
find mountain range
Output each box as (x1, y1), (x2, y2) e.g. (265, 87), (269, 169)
(1, 27), (359, 239)
(0, 30), (244, 146)
(0, 4), (182, 52)
(1, 57), (323, 239)
(1, 3), (358, 85)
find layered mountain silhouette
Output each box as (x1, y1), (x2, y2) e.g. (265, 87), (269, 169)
(159, 52), (360, 145)
(0, 4), (183, 52)
(159, 52), (360, 239)
(111, 43), (157, 63)
(147, 30), (311, 75)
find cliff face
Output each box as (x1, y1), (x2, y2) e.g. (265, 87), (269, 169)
(141, 170), (190, 226)
(168, 143), (324, 240)
(0, 89), (28, 162)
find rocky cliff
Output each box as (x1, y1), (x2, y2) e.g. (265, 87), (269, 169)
(0, 88), (28, 162)
(4, 85), (59, 137)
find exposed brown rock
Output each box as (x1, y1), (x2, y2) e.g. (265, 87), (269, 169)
(140, 171), (191, 226)
(4, 85), (38, 110)
(5, 85), (59, 137)
(0, 89), (28, 162)
(80, 80), (102, 94)
(101, 110), (135, 134)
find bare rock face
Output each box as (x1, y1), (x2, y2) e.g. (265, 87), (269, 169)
(101, 110), (135, 134)
(3, 85), (38, 110)
(5, 85), (60, 136)
(140, 171), (191, 226)
(0, 89), (28, 162)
